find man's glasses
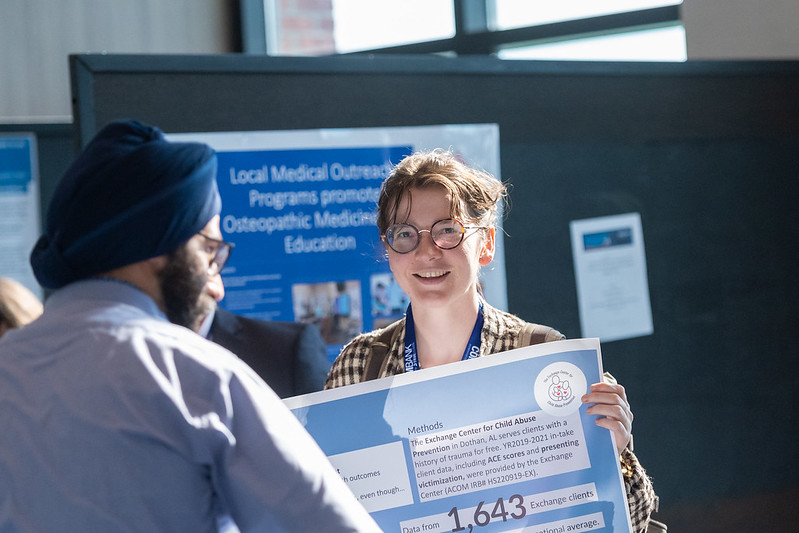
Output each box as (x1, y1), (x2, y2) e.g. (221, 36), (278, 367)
(198, 233), (234, 275)
(382, 219), (485, 254)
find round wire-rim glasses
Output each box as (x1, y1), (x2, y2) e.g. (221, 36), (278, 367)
(198, 232), (235, 275)
(382, 218), (486, 254)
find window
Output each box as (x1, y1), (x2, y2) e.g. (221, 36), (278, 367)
(332, 0), (454, 53)
(261, 0), (685, 61)
(492, 0), (682, 30)
(498, 24), (686, 62)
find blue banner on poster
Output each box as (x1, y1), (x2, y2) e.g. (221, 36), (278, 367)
(216, 145), (412, 361)
(0, 137), (34, 192)
(582, 228), (633, 251)
(285, 338), (632, 532)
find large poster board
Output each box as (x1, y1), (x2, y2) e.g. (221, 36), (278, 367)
(70, 55), (799, 513)
(170, 124), (505, 360)
(285, 338), (632, 532)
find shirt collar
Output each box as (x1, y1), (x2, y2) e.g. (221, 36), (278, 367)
(197, 305), (216, 339)
(46, 278), (167, 321)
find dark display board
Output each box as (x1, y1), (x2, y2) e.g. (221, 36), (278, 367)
(70, 53), (799, 529)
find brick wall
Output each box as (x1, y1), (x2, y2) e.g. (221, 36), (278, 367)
(275, 0), (336, 55)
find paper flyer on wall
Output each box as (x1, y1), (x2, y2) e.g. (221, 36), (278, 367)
(570, 213), (653, 342)
(284, 338), (632, 532)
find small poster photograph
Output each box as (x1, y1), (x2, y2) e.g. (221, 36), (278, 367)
(292, 280), (363, 346)
(369, 272), (409, 329)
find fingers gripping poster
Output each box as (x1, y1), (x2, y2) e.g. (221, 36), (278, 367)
(169, 125), (505, 361)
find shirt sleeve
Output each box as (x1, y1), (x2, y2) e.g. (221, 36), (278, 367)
(621, 448), (658, 532)
(195, 355), (380, 532)
(325, 332), (373, 389)
(601, 372), (658, 531)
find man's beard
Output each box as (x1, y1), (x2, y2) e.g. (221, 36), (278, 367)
(157, 244), (208, 330)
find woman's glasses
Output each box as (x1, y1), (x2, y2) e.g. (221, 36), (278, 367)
(383, 218), (485, 254)
(198, 233), (235, 275)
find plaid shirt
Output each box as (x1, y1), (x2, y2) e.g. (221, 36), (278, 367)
(325, 301), (657, 532)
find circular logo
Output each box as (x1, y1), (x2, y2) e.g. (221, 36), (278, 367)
(533, 362), (587, 417)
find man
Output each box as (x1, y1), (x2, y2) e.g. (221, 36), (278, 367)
(0, 120), (378, 532)
(197, 273), (331, 399)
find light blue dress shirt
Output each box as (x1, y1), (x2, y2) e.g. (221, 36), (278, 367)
(0, 279), (378, 532)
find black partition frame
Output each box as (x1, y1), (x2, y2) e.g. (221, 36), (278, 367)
(70, 53), (799, 525)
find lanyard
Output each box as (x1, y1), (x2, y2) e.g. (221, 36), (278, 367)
(403, 301), (484, 373)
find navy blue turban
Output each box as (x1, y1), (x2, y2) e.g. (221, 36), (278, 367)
(31, 119), (221, 289)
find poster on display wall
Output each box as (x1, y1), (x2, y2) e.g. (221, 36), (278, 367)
(0, 133), (41, 298)
(169, 124), (505, 361)
(569, 213), (653, 343)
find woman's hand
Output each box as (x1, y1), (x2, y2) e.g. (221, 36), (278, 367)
(582, 381), (633, 456)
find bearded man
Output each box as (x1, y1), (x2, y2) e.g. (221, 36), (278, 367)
(0, 120), (378, 532)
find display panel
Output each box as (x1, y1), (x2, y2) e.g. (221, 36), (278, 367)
(70, 54), (799, 526)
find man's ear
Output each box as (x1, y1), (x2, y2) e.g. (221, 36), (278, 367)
(479, 227), (496, 266)
(146, 254), (168, 272)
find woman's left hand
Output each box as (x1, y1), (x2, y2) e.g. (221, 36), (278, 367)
(581, 381), (633, 456)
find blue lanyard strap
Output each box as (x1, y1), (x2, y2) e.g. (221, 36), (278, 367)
(403, 301), (484, 373)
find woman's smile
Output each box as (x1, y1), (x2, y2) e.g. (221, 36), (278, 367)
(414, 270), (451, 281)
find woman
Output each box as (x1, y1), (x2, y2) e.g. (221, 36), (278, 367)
(326, 148), (657, 531)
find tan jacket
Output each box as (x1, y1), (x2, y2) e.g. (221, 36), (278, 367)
(325, 300), (563, 387)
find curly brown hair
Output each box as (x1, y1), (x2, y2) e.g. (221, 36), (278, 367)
(376, 149), (506, 235)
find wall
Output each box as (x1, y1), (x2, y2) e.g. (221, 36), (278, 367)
(268, 0), (335, 55)
(0, 0), (236, 122)
(683, 0), (799, 59)
(4, 1), (799, 122)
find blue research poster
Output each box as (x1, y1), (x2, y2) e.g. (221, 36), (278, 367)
(285, 338), (633, 532)
(215, 145), (410, 360)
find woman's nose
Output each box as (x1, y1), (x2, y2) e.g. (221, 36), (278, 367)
(415, 230), (441, 255)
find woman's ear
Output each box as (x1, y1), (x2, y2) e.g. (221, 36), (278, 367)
(479, 227), (496, 266)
